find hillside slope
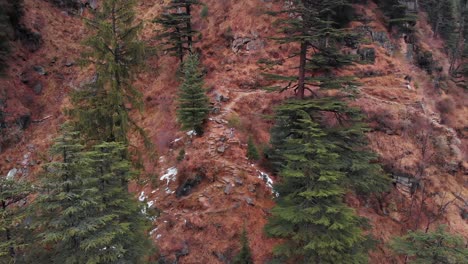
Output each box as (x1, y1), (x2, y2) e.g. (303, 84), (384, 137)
(0, 0), (466, 263)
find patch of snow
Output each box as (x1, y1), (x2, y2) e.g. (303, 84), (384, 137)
(156, 234), (162, 239)
(159, 156), (165, 163)
(257, 170), (279, 197)
(149, 227), (158, 236)
(151, 190), (157, 194)
(160, 167), (178, 184)
(6, 168), (18, 180)
(147, 200), (154, 208)
(160, 167), (178, 194)
(171, 137), (183, 144)
(186, 130), (197, 137)
(138, 191), (147, 202)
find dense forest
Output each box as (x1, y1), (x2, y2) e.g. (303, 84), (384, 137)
(0, 0), (467, 263)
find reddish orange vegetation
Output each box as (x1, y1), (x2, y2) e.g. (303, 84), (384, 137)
(1, 0), (466, 263)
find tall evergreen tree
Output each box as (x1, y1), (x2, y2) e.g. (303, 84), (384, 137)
(263, 0), (356, 99)
(269, 99), (390, 194)
(80, 142), (152, 263)
(265, 101), (372, 263)
(177, 53), (209, 134)
(390, 225), (468, 264)
(233, 227), (254, 264)
(0, 6), (9, 75)
(32, 128), (152, 263)
(0, 176), (31, 262)
(72, 0), (148, 146)
(32, 127), (97, 263)
(153, 0), (200, 62)
(377, 0), (418, 33)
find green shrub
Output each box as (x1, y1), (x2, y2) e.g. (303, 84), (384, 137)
(200, 5), (209, 19)
(246, 136), (260, 161)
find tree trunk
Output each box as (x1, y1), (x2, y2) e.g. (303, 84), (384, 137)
(185, 3), (193, 52)
(2, 200), (15, 258)
(297, 41), (307, 99)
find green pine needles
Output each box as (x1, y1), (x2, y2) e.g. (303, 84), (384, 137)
(247, 136), (260, 161)
(72, 0), (148, 146)
(153, 0), (201, 62)
(233, 227), (254, 264)
(0, 175), (31, 262)
(177, 53), (210, 134)
(265, 100), (376, 263)
(390, 225), (468, 264)
(32, 126), (152, 263)
(263, 0), (357, 99)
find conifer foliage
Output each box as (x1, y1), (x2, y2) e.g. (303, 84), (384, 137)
(263, 0), (356, 99)
(390, 225), (468, 264)
(177, 53), (209, 134)
(269, 99), (390, 194)
(153, 0), (201, 62)
(265, 100), (373, 263)
(72, 0), (147, 145)
(233, 227), (254, 264)
(33, 127), (152, 263)
(246, 136), (260, 161)
(0, 175), (31, 262)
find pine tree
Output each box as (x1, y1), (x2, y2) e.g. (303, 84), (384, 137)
(263, 0), (357, 99)
(177, 53), (209, 134)
(80, 141), (152, 263)
(32, 128), (152, 263)
(32, 126), (98, 263)
(0, 7), (9, 75)
(153, 0), (200, 62)
(246, 136), (260, 161)
(377, 0), (418, 33)
(269, 99), (390, 194)
(265, 100), (372, 263)
(390, 225), (468, 264)
(0, 176), (31, 262)
(233, 227), (254, 264)
(72, 0), (148, 146)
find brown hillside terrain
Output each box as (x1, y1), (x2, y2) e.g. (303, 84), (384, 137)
(0, 0), (466, 263)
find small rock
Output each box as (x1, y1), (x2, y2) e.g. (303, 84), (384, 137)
(65, 61), (75, 67)
(224, 183), (233, 195)
(245, 197), (255, 206)
(33, 66), (46, 76)
(33, 82), (43, 94)
(6, 168), (18, 180)
(19, 71), (31, 84)
(217, 145), (225, 153)
(234, 177), (244, 186)
(248, 184), (256, 193)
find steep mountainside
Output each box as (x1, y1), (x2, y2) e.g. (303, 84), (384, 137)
(0, 0), (466, 263)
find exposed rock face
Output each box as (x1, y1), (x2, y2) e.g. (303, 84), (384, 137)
(358, 47), (376, 63)
(231, 33), (264, 53)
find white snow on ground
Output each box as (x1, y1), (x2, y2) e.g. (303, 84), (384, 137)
(257, 170), (279, 197)
(160, 167), (178, 184)
(186, 130), (197, 137)
(149, 227), (158, 236)
(171, 137), (183, 144)
(160, 167), (178, 194)
(156, 234), (162, 239)
(138, 191), (147, 202)
(147, 200), (154, 208)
